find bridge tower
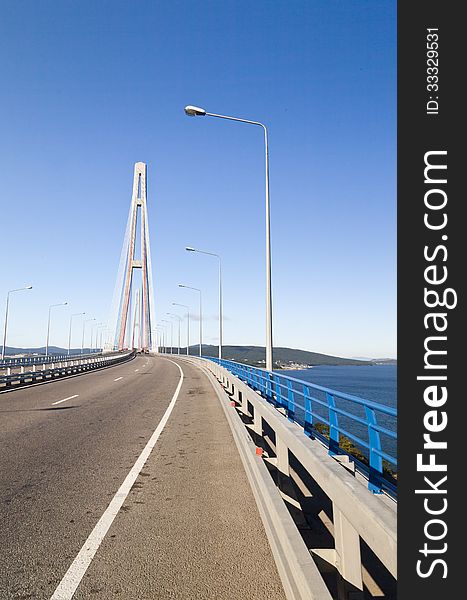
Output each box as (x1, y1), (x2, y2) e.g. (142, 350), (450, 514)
(111, 162), (155, 352)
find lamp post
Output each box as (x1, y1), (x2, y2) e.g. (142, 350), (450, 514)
(179, 284), (202, 357)
(156, 324), (167, 353)
(1, 286), (33, 360)
(185, 105), (273, 370)
(186, 246), (223, 359)
(150, 329), (158, 353)
(45, 302), (68, 356)
(161, 319), (173, 354)
(172, 302), (190, 355)
(68, 312), (85, 356)
(81, 318), (96, 354)
(166, 313), (181, 355)
(96, 324), (106, 353)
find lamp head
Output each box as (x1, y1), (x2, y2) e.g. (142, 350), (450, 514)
(184, 105), (206, 117)
(185, 246), (196, 252)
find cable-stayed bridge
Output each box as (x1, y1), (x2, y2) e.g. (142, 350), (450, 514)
(0, 163), (396, 600)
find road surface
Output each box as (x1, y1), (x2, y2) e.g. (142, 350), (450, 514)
(0, 354), (285, 599)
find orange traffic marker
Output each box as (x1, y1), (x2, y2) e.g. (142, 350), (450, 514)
(255, 447), (263, 456)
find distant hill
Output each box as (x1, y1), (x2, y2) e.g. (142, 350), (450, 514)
(189, 345), (374, 367)
(3, 346), (94, 357)
(3, 344), (375, 368)
(372, 358), (397, 365)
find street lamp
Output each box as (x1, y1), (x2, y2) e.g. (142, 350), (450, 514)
(161, 319), (173, 354)
(68, 312), (85, 356)
(150, 329), (158, 353)
(1, 286), (33, 360)
(81, 318), (96, 354)
(184, 104), (273, 370)
(156, 324), (167, 353)
(45, 301), (68, 356)
(172, 302), (190, 355)
(179, 284), (202, 357)
(95, 324), (106, 353)
(186, 246), (223, 359)
(166, 313), (181, 355)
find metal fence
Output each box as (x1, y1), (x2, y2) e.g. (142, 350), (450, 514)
(0, 351), (107, 368)
(206, 357), (397, 496)
(0, 351), (135, 389)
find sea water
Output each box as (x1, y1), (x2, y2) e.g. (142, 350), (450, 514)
(275, 364), (397, 465)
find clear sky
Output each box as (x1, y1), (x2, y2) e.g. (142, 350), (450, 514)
(0, 0), (396, 358)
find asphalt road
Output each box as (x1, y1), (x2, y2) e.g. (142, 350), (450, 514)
(0, 354), (285, 599)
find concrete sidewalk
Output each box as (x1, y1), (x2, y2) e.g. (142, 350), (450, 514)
(74, 356), (286, 599)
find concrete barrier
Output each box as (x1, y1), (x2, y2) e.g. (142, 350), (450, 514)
(170, 355), (397, 600)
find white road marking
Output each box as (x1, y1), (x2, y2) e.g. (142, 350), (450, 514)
(135, 369), (139, 372)
(114, 377), (123, 381)
(52, 395), (79, 406)
(50, 359), (184, 600)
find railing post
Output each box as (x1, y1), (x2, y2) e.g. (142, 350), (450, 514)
(286, 380), (295, 422)
(303, 385), (314, 438)
(327, 392), (340, 456)
(264, 371), (273, 402)
(365, 406), (384, 494)
(273, 374), (282, 409)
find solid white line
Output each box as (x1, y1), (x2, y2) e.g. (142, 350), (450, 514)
(52, 394), (79, 406)
(49, 359), (184, 600)
(114, 377), (123, 381)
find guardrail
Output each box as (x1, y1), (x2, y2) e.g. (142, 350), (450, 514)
(205, 357), (397, 496)
(0, 351), (107, 368)
(186, 355), (397, 596)
(0, 351), (135, 390)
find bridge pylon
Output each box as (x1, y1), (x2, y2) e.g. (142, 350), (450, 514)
(110, 162), (155, 352)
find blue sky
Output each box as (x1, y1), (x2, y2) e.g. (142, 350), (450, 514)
(0, 0), (396, 358)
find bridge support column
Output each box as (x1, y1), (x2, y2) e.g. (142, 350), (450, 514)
(253, 408), (262, 437)
(225, 376), (234, 395)
(334, 506), (363, 599)
(276, 436), (289, 476)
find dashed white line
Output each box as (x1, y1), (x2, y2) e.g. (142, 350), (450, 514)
(114, 377), (123, 381)
(49, 359), (184, 600)
(135, 369), (139, 372)
(52, 394), (79, 406)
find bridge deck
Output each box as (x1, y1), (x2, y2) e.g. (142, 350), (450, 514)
(0, 355), (285, 599)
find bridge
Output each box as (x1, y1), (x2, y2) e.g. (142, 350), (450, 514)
(1, 163), (396, 600)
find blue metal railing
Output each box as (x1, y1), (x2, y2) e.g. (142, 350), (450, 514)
(206, 357), (397, 496)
